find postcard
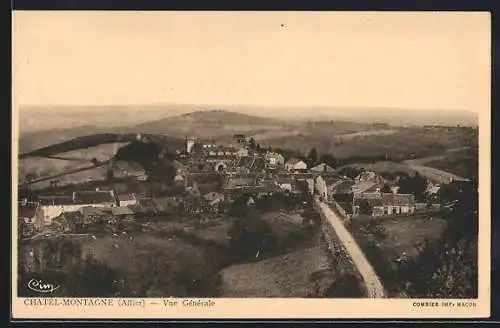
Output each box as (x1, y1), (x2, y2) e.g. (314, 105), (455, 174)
(11, 11), (491, 319)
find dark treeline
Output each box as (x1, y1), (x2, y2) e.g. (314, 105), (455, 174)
(115, 140), (176, 185)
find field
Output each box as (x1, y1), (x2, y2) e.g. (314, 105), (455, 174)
(218, 246), (333, 297)
(51, 142), (130, 161)
(349, 215), (447, 259)
(347, 214), (448, 296)
(261, 126), (477, 160)
(26, 166), (113, 190)
(19, 157), (91, 183)
(19, 133), (184, 158)
(338, 161), (418, 176)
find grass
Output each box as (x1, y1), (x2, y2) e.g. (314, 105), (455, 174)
(26, 166), (111, 190)
(347, 214), (448, 296)
(349, 215), (447, 259)
(338, 161), (417, 175)
(19, 157), (91, 183)
(376, 216), (448, 258)
(424, 149), (478, 180)
(218, 246), (333, 297)
(261, 126), (477, 160)
(19, 133), (184, 158)
(52, 142), (130, 161)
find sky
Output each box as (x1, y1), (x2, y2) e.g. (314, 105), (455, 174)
(12, 11), (490, 114)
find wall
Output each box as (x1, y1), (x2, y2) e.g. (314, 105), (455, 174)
(40, 203), (115, 224)
(119, 199), (137, 207)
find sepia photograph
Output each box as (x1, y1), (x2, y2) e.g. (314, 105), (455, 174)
(11, 11), (490, 319)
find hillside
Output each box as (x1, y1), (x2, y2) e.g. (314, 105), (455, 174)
(17, 109), (478, 164)
(130, 110), (293, 141)
(19, 133), (185, 159)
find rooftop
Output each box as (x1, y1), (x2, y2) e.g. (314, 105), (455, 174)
(73, 190), (116, 205)
(38, 196), (75, 206)
(310, 163), (336, 172)
(354, 192), (415, 206)
(285, 158), (303, 165)
(111, 206), (135, 216)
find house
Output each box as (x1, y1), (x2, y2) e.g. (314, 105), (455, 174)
(73, 189), (118, 207)
(223, 174), (257, 190)
(247, 196), (256, 206)
(18, 200), (44, 238)
(235, 156), (265, 173)
(111, 206), (135, 222)
(285, 158), (308, 172)
(201, 140), (217, 149)
(354, 171), (383, 183)
(352, 192), (416, 217)
(52, 211), (84, 233)
(79, 206), (114, 224)
(182, 194), (210, 215)
(390, 186), (401, 194)
(38, 196), (79, 224)
(315, 175), (342, 200)
(117, 194), (138, 207)
(59, 211), (90, 233)
(38, 189), (117, 225)
(264, 151), (285, 166)
(237, 148), (249, 157)
(128, 198), (160, 219)
(321, 179), (355, 203)
(310, 163), (336, 173)
(203, 192), (225, 205)
(174, 173), (186, 184)
(277, 178), (294, 193)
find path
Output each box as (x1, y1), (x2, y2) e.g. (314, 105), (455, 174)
(314, 197), (386, 298)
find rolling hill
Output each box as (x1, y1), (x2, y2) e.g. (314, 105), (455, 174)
(19, 133), (185, 159)
(130, 110), (293, 141)
(17, 109), (478, 166)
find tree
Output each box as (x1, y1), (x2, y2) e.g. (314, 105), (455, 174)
(256, 143), (261, 153)
(91, 158), (99, 167)
(319, 153), (337, 168)
(358, 199), (373, 215)
(400, 185), (478, 298)
(381, 183), (392, 193)
(397, 173), (427, 201)
(248, 137), (256, 151)
(106, 168), (114, 181)
(307, 148), (318, 166)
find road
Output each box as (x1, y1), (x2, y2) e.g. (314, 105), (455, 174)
(314, 197), (386, 298)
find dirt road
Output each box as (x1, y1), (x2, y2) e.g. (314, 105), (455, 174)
(314, 197), (386, 298)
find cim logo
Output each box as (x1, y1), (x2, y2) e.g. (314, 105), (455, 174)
(27, 279), (61, 294)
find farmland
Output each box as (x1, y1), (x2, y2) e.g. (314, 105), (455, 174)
(346, 214), (449, 296)
(19, 157), (91, 184)
(218, 246), (333, 297)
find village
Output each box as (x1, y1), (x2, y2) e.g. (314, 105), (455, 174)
(18, 132), (472, 241)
